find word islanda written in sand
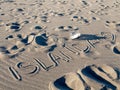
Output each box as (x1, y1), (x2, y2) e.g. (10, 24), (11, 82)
(6, 31), (118, 81)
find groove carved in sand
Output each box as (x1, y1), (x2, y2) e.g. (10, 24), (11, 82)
(8, 67), (22, 81)
(16, 62), (40, 75)
(49, 64), (120, 90)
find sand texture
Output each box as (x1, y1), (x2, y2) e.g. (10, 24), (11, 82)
(0, 0), (120, 90)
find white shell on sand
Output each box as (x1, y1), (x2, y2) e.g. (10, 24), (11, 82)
(70, 31), (81, 40)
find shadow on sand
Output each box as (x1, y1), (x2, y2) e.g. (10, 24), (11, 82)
(78, 34), (105, 40)
(54, 76), (72, 90)
(81, 66), (116, 90)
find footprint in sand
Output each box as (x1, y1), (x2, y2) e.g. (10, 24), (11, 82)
(5, 31), (59, 58)
(49, 72), (86, 90)
(0, 46), (10, 59)
(40, 15), (50, 23)
(112, 43), (120, 55)
(21, 33), (36, 45)
(34, 25), (43, 31)
(71, 15), (90, 25)
(35, 33), (48, 46)
(82, 64), (120, 90)
(116, 23), (120, 33)
(5, 35), (14, 40)
(4, 31), (59, 58)
(9, 22), (21, 32)
(55, 25), (76, 32)
(105, 21), (120, 33)
(50, 64), (120, 90)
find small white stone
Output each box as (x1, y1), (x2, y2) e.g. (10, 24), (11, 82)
(70, 31), (81, 40)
